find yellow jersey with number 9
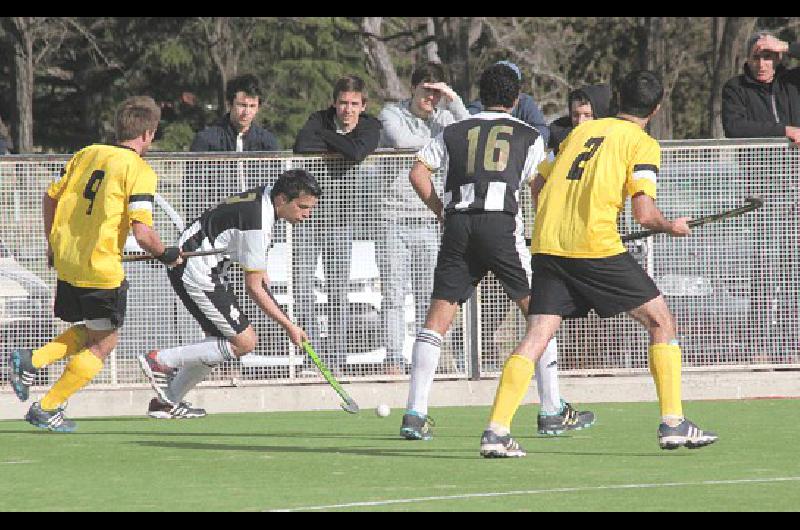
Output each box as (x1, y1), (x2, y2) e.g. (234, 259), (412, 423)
(532, 117), (660, 258)
(47, 144), (157, 288)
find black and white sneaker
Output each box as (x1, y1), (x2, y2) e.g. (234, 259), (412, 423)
(10, 348), (37, 402)
(479, 430), (527, 458)
(25, 402), (77, 433)
(137, 350), (175, 404)
(537, 400), (596, 435)
(147, 398), (207, 419)
(658, 419), (718, 450)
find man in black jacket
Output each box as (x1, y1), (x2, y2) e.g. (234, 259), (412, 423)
(723, 32), (799, 362)
(722, 33), (800, 144)
(293, 75), (381, 161)
(292, 76), (381, 372)
(184, 74), (282, 219)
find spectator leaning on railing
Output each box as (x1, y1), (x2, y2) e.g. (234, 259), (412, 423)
(292, 76), (382, 373)
(722, 32), (800, 146)
(376, 61), (471, 375)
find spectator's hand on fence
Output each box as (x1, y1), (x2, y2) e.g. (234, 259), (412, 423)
(422, 82), (458, 104)
(669, 217), (692, 238)
(786, 126), (800, 147)
(753, 35), (789, 55)
(285, 323), (308, 347)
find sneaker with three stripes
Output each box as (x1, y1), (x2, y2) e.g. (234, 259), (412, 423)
(25, 402), (77, 433)
(9, 348), (37, 402)
(147, 398), (207, 419)
(658, 418), (718, 450)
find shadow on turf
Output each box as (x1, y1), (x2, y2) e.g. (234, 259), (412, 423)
(132, 440), (474, 459)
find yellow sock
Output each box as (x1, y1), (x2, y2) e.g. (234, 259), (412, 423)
(648, 343), (683, 420)
(40, 349), (104, 411)
(32, 325), (88, 369)
(488, 354), (536, 431)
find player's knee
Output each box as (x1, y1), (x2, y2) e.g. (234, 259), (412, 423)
(230, 331), (257, 357)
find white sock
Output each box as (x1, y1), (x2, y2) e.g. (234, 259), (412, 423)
(165, 363), (215, 404)
(157, 337), (234, 369)
(405, 329), (442, 416)
(536, 337), (562, 415)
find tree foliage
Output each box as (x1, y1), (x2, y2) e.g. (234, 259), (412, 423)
(1, 16), (798, 152)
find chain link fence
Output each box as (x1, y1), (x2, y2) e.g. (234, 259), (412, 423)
(1, 139), (797, 392)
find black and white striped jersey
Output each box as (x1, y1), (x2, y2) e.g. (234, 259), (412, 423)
(177, 186), (275, 291)
(417, 111), (545, 216)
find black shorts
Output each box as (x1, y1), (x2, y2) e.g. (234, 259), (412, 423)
(528, 252), (661, 318)
(54, 279), (128, 329)
(168, 266), (250, 339)
(432, 212), (531, 304)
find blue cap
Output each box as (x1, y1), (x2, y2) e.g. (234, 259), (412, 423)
(496, 60), (522, 80)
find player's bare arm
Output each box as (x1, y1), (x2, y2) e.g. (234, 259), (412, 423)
(409, 161), (444, 221)
(42, 193), (57, 267)
(529, 173), (546, 211)
(130, 221), (183, 266)
(244, 270), (307, 346)
(631, 192), (691, 237)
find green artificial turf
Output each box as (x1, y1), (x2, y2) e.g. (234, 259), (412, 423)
(0, 399), (797, 511)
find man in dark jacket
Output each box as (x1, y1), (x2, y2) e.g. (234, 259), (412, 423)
(722, 32), (800, 144)
(467, 61), (550, 147)
(293, 75), (381, 161)
(292, 76), (381, 372)
(184, 74), (282, 220)
(191, 74), (281, 153)
(723, 32), (800, 362)
(548, 83), (612, 153)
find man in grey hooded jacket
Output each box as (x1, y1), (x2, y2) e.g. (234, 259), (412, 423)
(376, 62), (471, 374)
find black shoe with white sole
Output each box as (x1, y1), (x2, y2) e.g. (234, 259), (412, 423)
(479, 429), (527, 458)
(147, 398), (207, 419)
(658, 419), (718, 450)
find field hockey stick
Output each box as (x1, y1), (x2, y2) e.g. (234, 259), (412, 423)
(621, 197), (763, 242)
(122, 248), (228, 262)
(302, 341), (360, 414)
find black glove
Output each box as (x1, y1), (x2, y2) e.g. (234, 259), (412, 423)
(156, 246), (180, 264)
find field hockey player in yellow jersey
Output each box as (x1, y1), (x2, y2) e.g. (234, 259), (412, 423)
(479, 71), (718, 458)
(9, 96), (182, 432)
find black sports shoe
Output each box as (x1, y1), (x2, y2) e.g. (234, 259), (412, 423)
(25, 402), (77, 433)
(147, 398), (207, 419)
(537, 400), (596, 435)
(479, 430), (526, 458)
(9, 348), (37, 402)
(137, 350), (176, 404)
(658, 419), (718, 450)
(400, 412), (435, 440)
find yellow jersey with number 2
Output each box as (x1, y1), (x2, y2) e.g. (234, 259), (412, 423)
(47, 144), (157, 289)
(532, 117), (660, 258)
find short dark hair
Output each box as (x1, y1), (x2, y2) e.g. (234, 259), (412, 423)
(332, 75), (368, 103)
(617, 70), (663, 118)
(479, 63), (521, 109)
(411, 62), (447, 87)
(226, 74), (262, 105)
(270, 169), (323, 202)
(568, 89), (592, 109)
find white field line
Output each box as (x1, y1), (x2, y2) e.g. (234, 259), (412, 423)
(268, 476), (800, 512)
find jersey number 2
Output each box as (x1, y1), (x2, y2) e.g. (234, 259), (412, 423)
(83, 170), (105, 215)
(567, 137), (605, 181)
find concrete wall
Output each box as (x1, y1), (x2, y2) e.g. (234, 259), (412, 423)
(1, 370), (798, 420)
